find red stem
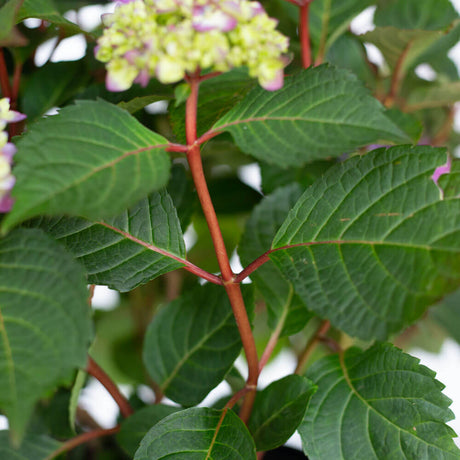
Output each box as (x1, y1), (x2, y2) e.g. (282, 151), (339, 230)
(0, 48), (12, 99)
(98, 221), (222, 285)
(185, 74), (259, 423)
(299, 2), (312, 68)
(86, 357), (133, 418)
(46, 426), (120, 459)
(235, 240), (347, 283)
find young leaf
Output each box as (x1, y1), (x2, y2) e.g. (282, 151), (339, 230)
(239, 184), (312, 336)
(248, 375), (316, 451)
(134, 407), (256, 460)
(143, 284), (252, 406)
(271, 146), (460, 340)
(117, 405), (181, 456)
(2, 100), (171, 233)
(0, 228), (93, 441)
(31, 189), (186, 292)
(0, 431), (61, 459)
(211, 66), (408, 167)
(309, 0), (374, 61)
(299, 343), (460, 459)
(374, 0), (458, 31)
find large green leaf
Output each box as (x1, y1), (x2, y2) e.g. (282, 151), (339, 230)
(2, 100), (171, 233)
(248, 375), (316, 451)
(17, 0), (83, 35)
(375, 0), (458, 31)
(309, 0), (374, 61)
(31, 189), (185, 292)
(299, 343), (459, 459)
(134, 407), (256, 460)
(406, 81), (460, 111)
(239, 184), (312, 336)
(143, 284), (252, 406)
(0, 431), (61, 459)
(0, 228), (92, 441)
(117, 405), (181, 457)
(211, 66), (408, 167)
(271, 146), (460, 340)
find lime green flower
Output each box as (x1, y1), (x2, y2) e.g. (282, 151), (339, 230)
(96, 0), (289, 91)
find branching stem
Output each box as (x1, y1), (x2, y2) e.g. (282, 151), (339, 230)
(46, 426), (120, 460)
(86, 356), (133, 418)
(185, 73), (259, 423)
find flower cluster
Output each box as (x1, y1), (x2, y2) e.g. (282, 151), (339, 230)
(96, 0), (289, 91)
(0, 98), (25, 213)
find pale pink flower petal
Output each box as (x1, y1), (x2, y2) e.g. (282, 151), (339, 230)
(432, 155), (452, 187)
(260, 69), (284, 91)
(1, 143), (17, 162)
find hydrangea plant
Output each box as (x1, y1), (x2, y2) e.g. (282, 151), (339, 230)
(1, 0), (460, 459)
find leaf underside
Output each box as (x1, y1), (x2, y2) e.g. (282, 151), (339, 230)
(31, 189), (186, 292)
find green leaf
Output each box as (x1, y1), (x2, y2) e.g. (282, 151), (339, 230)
(2, 100), (171, 233)
(385, 108), (422, 143)
(361, 27), (448, 74)
(143, 284), (252, 406)
(0, 431), (61, 459)
(212, 66), (408, 167)
(69, 369), (86, 433)
(310, 0), (374, 61)
(170, 68), (255, 144)
(406, 81), (460, 111)
(239, 185), (312, 336)
(21, 61), (89, 122)
(271, 146), (460, 340)
(134, 407), (256, 460)
(248, 375), (316, 451)
(17, 0), (83, 35)
(118, 95), (171, 115)
(30, 189), (186, 292)
(0, 0), (21, 41)
(117, 405), (181, 457)
(439, 160), (460, 199)
(299, 343), (460, 459)
(375, 0), (458, 31)
(167, 164), (196, 230)
(0, 228), (93, 441)
(260, 160), (334, 195)
(431, 288), (460, 345)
